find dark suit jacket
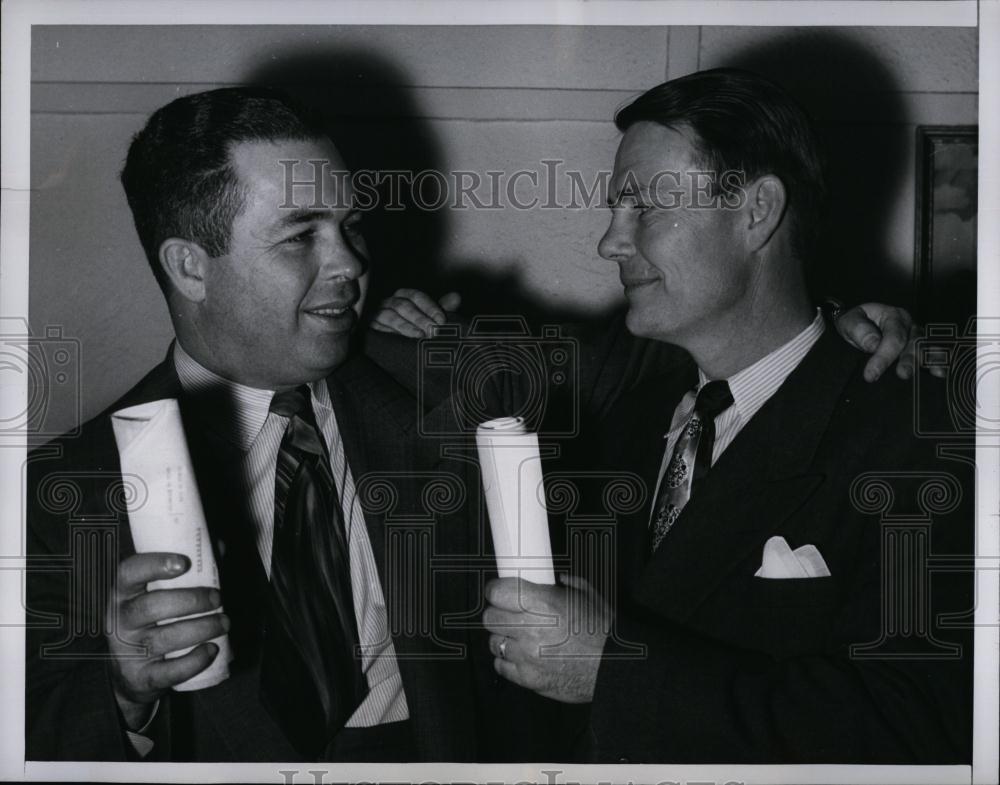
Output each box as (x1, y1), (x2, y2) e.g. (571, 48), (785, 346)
(588, 328), (974, 763)
(26, 348), (481, 761)
(361, 318), (696, 761)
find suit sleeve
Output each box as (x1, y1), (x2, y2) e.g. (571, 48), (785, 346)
(364, 313), (693, 426)
(24, 445), (173, 761)
(25, 505), (134, 761)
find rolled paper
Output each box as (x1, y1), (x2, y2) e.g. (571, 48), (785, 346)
(475, 417), (555, 584)
(111, 399), (232, 691)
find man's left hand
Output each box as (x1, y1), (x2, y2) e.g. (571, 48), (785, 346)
(371, 289), (462, 338)
(835, 303), (943, 382)
(483, 576), (608, 704)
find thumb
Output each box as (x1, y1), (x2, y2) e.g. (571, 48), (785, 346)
(560, 573), (593, 594)
(438, 291), (462, 312)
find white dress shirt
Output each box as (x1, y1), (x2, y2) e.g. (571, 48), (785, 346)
(652, 311), (826, 508)
(173, 343), (409, 727)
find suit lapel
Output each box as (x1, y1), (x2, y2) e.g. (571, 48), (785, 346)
(327, 355), (463, 754)
(325, 354), (416, 590)
(631, 330), (863, 622)
(104, 350), (183, 413)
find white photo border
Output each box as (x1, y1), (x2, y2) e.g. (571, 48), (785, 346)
(1, 1), (995, 783)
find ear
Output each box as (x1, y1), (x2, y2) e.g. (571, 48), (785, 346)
(158, 238), (210, 302)
(744, 175), (787, 254)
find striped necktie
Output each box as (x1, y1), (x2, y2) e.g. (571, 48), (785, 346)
(649, 380), (734, 553)
(259, 385), (367, 757)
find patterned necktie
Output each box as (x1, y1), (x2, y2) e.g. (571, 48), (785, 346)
(648, 380), (735, 553)
(259, 385), (367, 757)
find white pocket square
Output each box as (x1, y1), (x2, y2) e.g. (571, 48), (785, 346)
(754, 535), (831, 579)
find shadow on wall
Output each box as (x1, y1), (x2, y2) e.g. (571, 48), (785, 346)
(243, 48), (629, 328)
(720, 30), (914, 308)
(244, 31), (956, 328)
(245, 50), (451, 322)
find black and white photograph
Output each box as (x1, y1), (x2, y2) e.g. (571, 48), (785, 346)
(1, 1), (997, 783)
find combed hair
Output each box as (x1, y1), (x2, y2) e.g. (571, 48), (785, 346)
(615, 68), (828, 259)
(120, 86), (323, 290)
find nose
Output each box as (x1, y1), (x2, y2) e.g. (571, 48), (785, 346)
(598, 210), (635, 264)
(318, 225), (366, 282)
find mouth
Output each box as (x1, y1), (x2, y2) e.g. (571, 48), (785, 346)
(302, 297), (359, 330)
(305, 304), (353, 317)
(621, 278), (658, 295)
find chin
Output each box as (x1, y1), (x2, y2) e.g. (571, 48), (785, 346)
(624, 309), (659, 339)
(311, 338), (353, 373)
(625, 309), (681, 344)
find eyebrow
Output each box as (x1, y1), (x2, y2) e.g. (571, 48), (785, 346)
(277, 208), (338, 227)
(606, 185), (649, 208)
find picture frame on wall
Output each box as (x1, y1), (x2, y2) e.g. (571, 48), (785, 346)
(914, 125), (978, 325)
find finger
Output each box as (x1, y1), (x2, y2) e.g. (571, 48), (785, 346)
(559, 574), (607, 613)
(396, 288), (448, 325)
(141, 613), (230, 658)
(485, 577), (546, 613)
(385, 295), (439, 336)
(488, 633), (520, 662)
(483, 605), (530, 633)
(370, 309), (427, 339)
(493, 656), (525, 687)
(559, 574), (594, 594)
(865, 311), (910, 383)
(116, 553), (189, 598)
(121, 586), (222, 629)
(895, 323), (920, 380)
(438, 291), (462, 312)
(143, 642), (220, 692)
(835, 306), (881, 353)
(495, 656), (547, 693)
(485, 577), (517, 611)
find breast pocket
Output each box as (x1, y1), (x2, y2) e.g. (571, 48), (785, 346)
(749, 575), (838, 608)
(741, 576), (840, 657)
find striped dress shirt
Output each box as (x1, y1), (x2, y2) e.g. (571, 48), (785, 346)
(173, 343), (409, 727)
(653, 311), (826, 510)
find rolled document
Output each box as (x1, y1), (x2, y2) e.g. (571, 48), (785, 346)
(476, 417), (555, 584)
(111, 399), (232, 691)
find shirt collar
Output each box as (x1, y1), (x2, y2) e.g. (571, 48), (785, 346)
(699, 309), (825, 425)
(666, 309), (825, 436)
(172, 342), (331, 451)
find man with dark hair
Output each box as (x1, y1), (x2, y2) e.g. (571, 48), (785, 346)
(474, 68), (972, 763)
(612, 67), (828, 261)
(26, 86), (479, 762)
(119, 87), (325, 291)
